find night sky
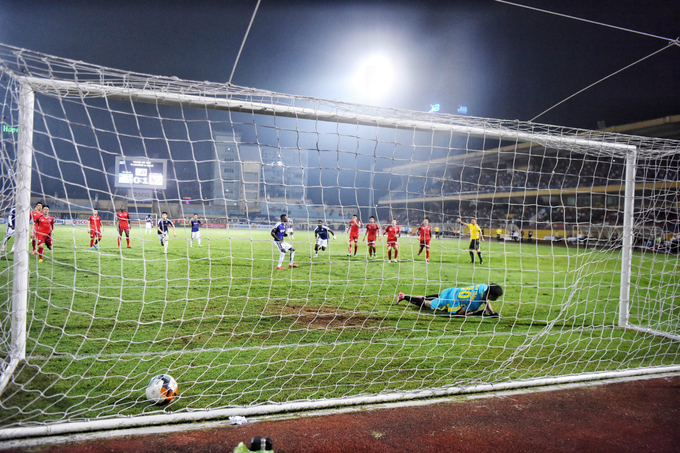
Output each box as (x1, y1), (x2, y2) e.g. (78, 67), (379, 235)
(1, 0), (678, 130)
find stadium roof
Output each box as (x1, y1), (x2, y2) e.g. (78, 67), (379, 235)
(389, 114), (680, 176)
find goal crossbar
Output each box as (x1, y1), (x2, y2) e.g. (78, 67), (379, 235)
(20, 76), (636, 153)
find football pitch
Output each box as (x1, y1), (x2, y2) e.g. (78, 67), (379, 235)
(0, 225), (678, 426)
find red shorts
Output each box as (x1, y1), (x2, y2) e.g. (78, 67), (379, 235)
(387, 241), (398, 248)
(367, 237), (377, 246)
(118, 226), (130, 234)
(420, 240), (430, 248)
(90, 231), (102, 239)
(349, 235), (359, 243)
(36, 233), (52, 249)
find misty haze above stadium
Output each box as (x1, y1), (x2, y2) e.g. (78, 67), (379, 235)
(0, 1), (677, 129)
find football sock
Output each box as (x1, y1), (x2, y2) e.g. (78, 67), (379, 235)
(426, 250), (430, 260)
(126, 238), (130, 247)
(278, 252), (286, 268)
(32, 239), (36, 251)
(118, 237), (121, 247)
(477, 252), (483, 262)
(469, 251), (475, 262)
(38, 246), (43, 260)
(289, 250), (295, 264)
(354, 245), (357, 255)
(394, 249), (399, 259)
(404, 296), (424, 307)
(388, 249), (392, 260)
(90, 239), (93, 247)
(198, 238), (201, 246)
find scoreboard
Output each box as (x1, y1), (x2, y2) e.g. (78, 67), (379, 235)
(114, 157), (167, 190)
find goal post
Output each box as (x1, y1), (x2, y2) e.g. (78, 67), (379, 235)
(6, 82), (34, 371)
(0, 43), (679, 439)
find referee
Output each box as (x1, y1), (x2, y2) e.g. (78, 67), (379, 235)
(459, 217), (484, 264)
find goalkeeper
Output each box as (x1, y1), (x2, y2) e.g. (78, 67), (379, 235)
(395, 283), (503, 317)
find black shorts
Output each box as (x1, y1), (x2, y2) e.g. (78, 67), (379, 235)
(469, 239), (480, 250)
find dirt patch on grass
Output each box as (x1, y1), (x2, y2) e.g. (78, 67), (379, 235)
(274, 304), (371, 329)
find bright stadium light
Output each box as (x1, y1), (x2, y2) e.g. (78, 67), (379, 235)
(351, 54), (395, 101)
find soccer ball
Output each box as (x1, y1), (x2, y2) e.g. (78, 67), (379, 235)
(145, 374), (178, 404)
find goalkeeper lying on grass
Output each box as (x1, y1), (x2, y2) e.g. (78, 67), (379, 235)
(395, 283), (503, 317)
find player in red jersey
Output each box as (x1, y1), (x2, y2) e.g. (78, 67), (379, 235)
(30, 201), (44, 255)
(383, 218), (400, 263)
(35, 204), (55, 262)
(417, 218), (433, 263)
(88, 209), (103, 250)
(115, 206), (131, 248)
(347, 214), (361, 257)
(363, 216), (380, 259)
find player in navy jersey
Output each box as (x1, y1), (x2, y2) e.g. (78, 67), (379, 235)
(157, 212), (177, 254)
(145, 215), (153, 234)
(190, 214), (202, 247)
(271, 214), (296, 269)
(395, 283), (503, 318)
(313, 220), (336, 258)
(1, 207), (16, 252)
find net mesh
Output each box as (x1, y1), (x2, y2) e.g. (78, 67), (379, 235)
(0, 43), (678, 430)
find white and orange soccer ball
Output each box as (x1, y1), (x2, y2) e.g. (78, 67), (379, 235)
(145, 374), (178, 404)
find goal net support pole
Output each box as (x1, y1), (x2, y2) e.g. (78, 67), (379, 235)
(0, 83), (34, 396)
(618, 147), (636, 328)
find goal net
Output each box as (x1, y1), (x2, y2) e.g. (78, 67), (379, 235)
(0, 43), (678, 436)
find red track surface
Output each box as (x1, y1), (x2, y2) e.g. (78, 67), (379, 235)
(7, 375), (680, 453)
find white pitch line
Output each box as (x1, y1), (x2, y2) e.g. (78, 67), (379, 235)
(26, 326), (618, 361)
(27, 331), (518, 361)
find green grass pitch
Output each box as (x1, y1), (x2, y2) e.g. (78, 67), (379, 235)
(0, 224), (678, 426)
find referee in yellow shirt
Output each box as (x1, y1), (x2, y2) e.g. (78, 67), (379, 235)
(459, 217), (484, 264)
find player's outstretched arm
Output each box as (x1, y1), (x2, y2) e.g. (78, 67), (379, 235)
(172, 223), (177, 237)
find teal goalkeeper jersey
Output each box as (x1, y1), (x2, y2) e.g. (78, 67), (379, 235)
(432, 284), (489, 313)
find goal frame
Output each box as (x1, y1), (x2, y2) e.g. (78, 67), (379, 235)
(1, 73), (679, 439)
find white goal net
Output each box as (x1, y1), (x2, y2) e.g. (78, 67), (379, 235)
(0, 43), (678, 437)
